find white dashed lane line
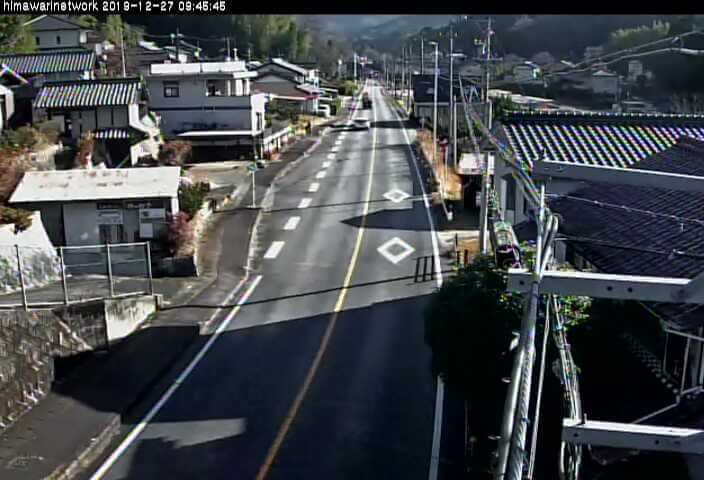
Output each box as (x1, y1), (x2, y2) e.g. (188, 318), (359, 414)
(264, 241), (285, 259)
(298, 198), (312, 209)
(327, 153), (335, 160)
(315, 171), (327, 179)
(322, 161), (331, 168)
(283, 216), (301, 231)
(308, 183), (320, 192)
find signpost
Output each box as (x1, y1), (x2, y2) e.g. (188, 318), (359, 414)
(248, 162), (258, 208)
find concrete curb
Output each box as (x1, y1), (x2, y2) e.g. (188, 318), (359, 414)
(47, 415), (121, 480)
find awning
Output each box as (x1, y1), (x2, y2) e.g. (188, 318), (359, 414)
(94, 128), (131, 139)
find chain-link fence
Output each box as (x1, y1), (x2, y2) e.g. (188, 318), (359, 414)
(0, 242), (153, 308)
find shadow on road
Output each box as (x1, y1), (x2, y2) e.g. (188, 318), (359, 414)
(372, 119), (416, 130)
(341, 202), (434, 233)
(79, 293), (452, 480)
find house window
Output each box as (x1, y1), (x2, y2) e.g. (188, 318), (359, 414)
(56, 35), (61, 45)
(35, 36), (40, 46)
(164, 81), (180, 98)
(206, 80), (223, 97)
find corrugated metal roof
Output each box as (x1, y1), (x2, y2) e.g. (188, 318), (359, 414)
(270, 58), (310, 76)
(34, 78), (141, 109)
(0, 49), (94, 75)
(9, 167), (181, 203)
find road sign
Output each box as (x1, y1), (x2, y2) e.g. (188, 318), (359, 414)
(247, 163), (257, 173)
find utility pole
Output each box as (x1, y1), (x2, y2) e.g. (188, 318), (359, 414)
(175, 27), (180, 63)
(449, 21), (454, 196)
(431, 41), (439, 198)
(401, 47), (406, 107)
(226, 37), (231, 60)
(354, 52), (358, 83)
(420, 36), (425, 75)
(407, 45), (412, 112)
(478, 17), (493, 255)
(119, 16), (127, 77)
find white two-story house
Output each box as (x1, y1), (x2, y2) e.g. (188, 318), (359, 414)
(146, 61), (267, 157)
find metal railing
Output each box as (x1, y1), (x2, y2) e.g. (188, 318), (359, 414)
(0, 241), (154, 309)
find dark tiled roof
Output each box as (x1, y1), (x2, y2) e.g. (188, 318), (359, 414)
(501, 111), (704, 169)
(539, 136), (704, 329)
(0, 49), (95, 75)
(34, 78), (142, 109)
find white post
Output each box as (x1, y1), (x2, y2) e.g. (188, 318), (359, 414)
(59, 246), (69, 304)
(15, 245), (28, 311)
(105, 243), (114, 298)
(251, 168), (256, 208)
(145, 242), (154, 296)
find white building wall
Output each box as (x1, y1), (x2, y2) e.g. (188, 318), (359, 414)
(147, 75), (264, 137)
(34, 29), (82, 50)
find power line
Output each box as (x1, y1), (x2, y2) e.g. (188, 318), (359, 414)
(548, 193), (704, 228)
(559, 235), (704, 260)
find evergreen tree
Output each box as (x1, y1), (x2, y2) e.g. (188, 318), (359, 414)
(0, 16), (36, 54)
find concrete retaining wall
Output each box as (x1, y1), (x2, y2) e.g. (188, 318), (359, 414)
(0, 294), (158, 434)
(105, 295), (157, 342)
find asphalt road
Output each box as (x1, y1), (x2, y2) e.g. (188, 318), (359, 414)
(83, 82), (461, 480)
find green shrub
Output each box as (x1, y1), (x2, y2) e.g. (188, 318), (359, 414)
(0, 206), (33, 233)
(178, 181), (210, 219)
(0, 126), (42, 151)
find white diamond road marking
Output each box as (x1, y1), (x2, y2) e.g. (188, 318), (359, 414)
(283, 216), (301, 231)
(327, 153), (335, 160)
(298, 198), (312, 209)
(264, 241), (285, 259)
(308, 182), (320, 192)
(322, 161), (331, 168)
(383, 189), (411, 204)
(315, 170), (327, 179)
(377, 237), (415, 265)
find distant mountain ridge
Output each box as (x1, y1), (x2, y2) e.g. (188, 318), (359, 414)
(296, 15), (402, 35)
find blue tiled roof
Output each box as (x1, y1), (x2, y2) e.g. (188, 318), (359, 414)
(501, 111), (704, 169)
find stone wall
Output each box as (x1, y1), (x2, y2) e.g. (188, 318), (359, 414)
(0, 309), (86, 430)
(0, 294), (158, 434)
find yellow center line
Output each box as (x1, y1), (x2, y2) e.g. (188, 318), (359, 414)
(255, 85), (378, 480)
